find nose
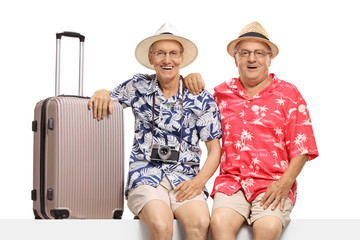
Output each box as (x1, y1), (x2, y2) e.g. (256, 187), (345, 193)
(163, 53), (172, 63)
(248, 52), (257, 62)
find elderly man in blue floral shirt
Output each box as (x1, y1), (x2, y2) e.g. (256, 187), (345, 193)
(88, 23), (221, 240)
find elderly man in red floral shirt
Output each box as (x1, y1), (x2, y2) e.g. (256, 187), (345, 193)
(185, 21), (318, 240)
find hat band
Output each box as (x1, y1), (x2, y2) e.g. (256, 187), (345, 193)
(239, 32), (269, 41)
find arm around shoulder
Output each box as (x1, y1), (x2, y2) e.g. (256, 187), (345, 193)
(183, 73), (205, 95)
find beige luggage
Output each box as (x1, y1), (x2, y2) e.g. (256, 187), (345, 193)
(31, 32), (124, 219)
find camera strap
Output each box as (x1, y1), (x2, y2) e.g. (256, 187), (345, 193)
(150, 86), (184, 152)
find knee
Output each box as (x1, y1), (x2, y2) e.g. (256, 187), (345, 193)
(150, 220), (173, 237)
(195, 215), (210, 232)
(210, 210), (235, 231)
(253, 217), (282, 240)
(210, 209), (246, 238)
(185, 215), (210, 237)
(210, 212), (223, 230)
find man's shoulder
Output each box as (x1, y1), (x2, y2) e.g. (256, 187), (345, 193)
(130, 73), (156, 92)
(274, 77), (301, 96)
(270, 74), (304, 102)
(131, 73), (155, 84)
(214, 78), (236, 92)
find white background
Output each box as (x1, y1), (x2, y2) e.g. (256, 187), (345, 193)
(0, 0), (359, 220)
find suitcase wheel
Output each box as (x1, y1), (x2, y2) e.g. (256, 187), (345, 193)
(50, 209), (70, 219)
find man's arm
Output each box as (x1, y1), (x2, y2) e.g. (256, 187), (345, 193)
(260, 154), (308, 211)
(88, 89), (113, 120)
(174, 138), (221, 202)
(183, 73), (205, 95)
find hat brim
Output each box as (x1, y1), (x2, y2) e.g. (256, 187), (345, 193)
(135, 35), (198, 70)
(227, 37), (279, 59)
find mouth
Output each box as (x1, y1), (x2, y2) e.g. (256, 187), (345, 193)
(161, 66), (174, 71)
(247, 66), (258, 70)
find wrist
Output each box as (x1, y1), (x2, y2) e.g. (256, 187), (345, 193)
(192, 176), (206, 188)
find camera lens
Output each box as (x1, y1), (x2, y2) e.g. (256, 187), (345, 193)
(160, 148), (168, 155)
(158, 146), (171, 160)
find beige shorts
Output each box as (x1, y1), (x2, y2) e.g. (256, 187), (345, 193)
(212, 190), (293, 228)
(127, 176), (207, 216)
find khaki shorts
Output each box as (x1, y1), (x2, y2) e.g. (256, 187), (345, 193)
(127, 176), (207, 216)
(212, 190), (293, 228)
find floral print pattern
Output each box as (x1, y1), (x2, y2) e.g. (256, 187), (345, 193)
(211, 74), (318, 205)
(111, 74), (222, 198)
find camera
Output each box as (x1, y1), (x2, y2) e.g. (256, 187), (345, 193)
(150, 144), (180, 164)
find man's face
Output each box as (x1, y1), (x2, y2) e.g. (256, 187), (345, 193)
(148, 40), (183, 82)
(234, 40), (272, 84)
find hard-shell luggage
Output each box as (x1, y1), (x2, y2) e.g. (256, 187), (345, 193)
(31, 32), (124, 219)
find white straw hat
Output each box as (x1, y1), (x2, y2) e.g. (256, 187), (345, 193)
(227, 21), (279, 59)
(135, 23), (198, 69)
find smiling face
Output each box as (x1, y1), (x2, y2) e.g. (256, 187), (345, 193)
(234, 40), (272, 88)
(148, 40), (184, 84)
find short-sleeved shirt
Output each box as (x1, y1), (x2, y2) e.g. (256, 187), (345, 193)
(210, 73), (318, 205)
(111, 74), (222, 199)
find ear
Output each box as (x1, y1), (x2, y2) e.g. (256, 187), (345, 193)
(179, 54), (184, 65)
(234, 55), (239, 67)
(148, 52), (153, 65)
(267, 56), (272, 67)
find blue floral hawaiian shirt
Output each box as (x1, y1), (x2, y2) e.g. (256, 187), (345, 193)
(110, 74), (222, 198)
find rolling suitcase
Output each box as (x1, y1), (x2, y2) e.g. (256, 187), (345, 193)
(31, 32), (124, 219)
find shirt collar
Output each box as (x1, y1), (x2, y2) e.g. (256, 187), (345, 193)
(226, 73), (280, 98)
(146, 74), (158, 96)
(146, 75), (184, 102)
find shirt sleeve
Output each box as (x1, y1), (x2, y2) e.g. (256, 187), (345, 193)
(110, 78), (134, 109)
(196, 92), (222, 141)
(285, 88), (319, 161)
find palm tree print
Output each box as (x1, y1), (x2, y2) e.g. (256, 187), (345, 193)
(273, 127), (285, 150)
(251, 105), (269, 125)
(234, 129), (254, 151)
(218, 100), (227, 111)
(272, 151), (280, 168)
(250, 157), (261, 175)
(275, 98), (285, 114)
(295, 133), (308, 154)
(241, 178), (255, 199)
(298, 104), (312, 125)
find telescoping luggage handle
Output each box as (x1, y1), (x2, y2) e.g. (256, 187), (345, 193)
(55, 31), (85, 97)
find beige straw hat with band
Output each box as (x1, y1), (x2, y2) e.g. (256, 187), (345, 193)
(227, 21), (279, 59)
(135, 23), (198, 70)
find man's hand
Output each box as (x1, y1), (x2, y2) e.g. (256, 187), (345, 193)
(174, 178), (204, 202)
(260, 179), (292, 211)
(88, 89), (113, 120)
(183, 73), (205, 95)
(260, 154), (308, 211)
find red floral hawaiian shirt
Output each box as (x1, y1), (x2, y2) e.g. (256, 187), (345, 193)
(211, 74), (318, 205)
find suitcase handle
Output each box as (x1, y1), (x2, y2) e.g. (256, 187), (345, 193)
(56, 32), (85, 42)
(55, 32), (85, 96)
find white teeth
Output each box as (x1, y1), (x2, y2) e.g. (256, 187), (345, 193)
(162, 66), (173, 70)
